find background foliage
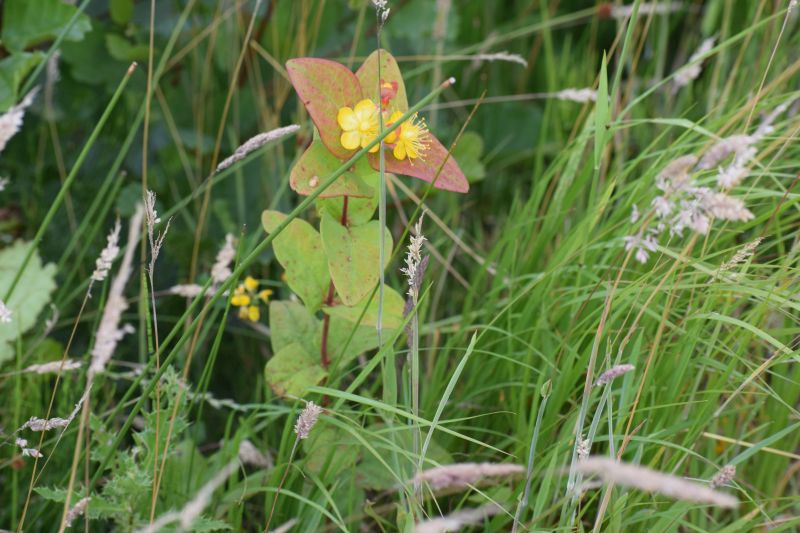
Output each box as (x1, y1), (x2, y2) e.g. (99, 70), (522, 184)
(1, 0), (799, 531)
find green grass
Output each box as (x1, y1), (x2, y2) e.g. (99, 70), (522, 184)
(1, 0), (799, 531)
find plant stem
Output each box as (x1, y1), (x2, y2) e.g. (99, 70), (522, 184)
(263, 437), (299, 533)
(320, 197), (349, 369)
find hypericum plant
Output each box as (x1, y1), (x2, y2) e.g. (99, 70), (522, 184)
(261, 49), (467, 398)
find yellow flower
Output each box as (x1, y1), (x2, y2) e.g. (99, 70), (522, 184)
(337, 99), (380, 153)
(231, 294), (250, 307)
(258, 289), (273, 303)
(244, 276), (259, 291)
(391, 112), (429, 161)
(231, 276), (272, 322)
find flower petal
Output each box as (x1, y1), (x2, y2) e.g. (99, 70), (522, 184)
(341, 130), (361, 150)
(354, 99), (378, 119)
(337, 107), (357, 130)
(393, 142), (406, 160)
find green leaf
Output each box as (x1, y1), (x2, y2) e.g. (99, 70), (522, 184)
(355, 49), (408, 112)
(110, 0), (134, 25)
(269, 300), (319, 355)
(0, 241), (57, 365)
(369, 133), (469, 193)
(319, 215), (392, 306)
(2, 0), (91, 52)
(261, 210), (330, 311)
(0, 52), (43, 111)
(35, 487), (118, 521)
(325, 316), (381, 365)
(451, 131), (486, 183)
(286, 57), (362, 160)
(61, 23), (127, 86)
(105, 34), (149, 62)
(316, 169), (380, 227)
(264, 342), (326, 398)
(323, 286), (404, 329)
(302, 425), (359, 478)
(290, 140), (375, 198)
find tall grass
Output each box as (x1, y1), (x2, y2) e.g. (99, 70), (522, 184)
(1, 1), (799, 531)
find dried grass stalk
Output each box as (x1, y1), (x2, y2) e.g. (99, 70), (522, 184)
(413, 503), (502, 533)
(413, 463), (524, 491)
(576, 456), (738, 508)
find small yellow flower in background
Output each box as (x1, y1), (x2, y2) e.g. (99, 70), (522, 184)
(258, 289), (273, 302)
(244, 275), (259, 291)
(337, 99), (380, 152)
(231, 276), (272, 322)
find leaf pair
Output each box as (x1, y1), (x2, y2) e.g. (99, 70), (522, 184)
(262, 208), (393, 308)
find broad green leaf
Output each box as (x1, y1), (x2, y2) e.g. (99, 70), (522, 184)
(286, 57), (362, 160)
(61, 24), (127, 86)
(290, 140), (375, 198)
(325, 316), (381, 366)
(319, 215), (392, 306)
(316, 169), (380, 226)
(105, 34), (149, 62)
(264, 342), (326, 398)
(0, 52), (43, 111)
(369, 133), (469, 193)
(323, 286), (404, 329)
(355, 49), (408, 112)
(0, 241), (57, 365)
(110, 0), (134, 25)
(2, 0), (91, 52)
(302, 425), (359, 478)
(269, 300), (319, 355)
(451, 131), (486, 183)
(261, 210), (330, 311)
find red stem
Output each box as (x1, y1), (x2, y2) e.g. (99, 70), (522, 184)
(320, 196), (348, 368)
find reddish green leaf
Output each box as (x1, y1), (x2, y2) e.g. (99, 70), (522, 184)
(290, 140), (374, 198)
(262, 210), (330, 310)
(286, 58), (362, 160)
(369, 134), (469, 193)
(265, 342), (326, 398)
(319, 214), (392, 306)
(355, 49), (408, 112)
